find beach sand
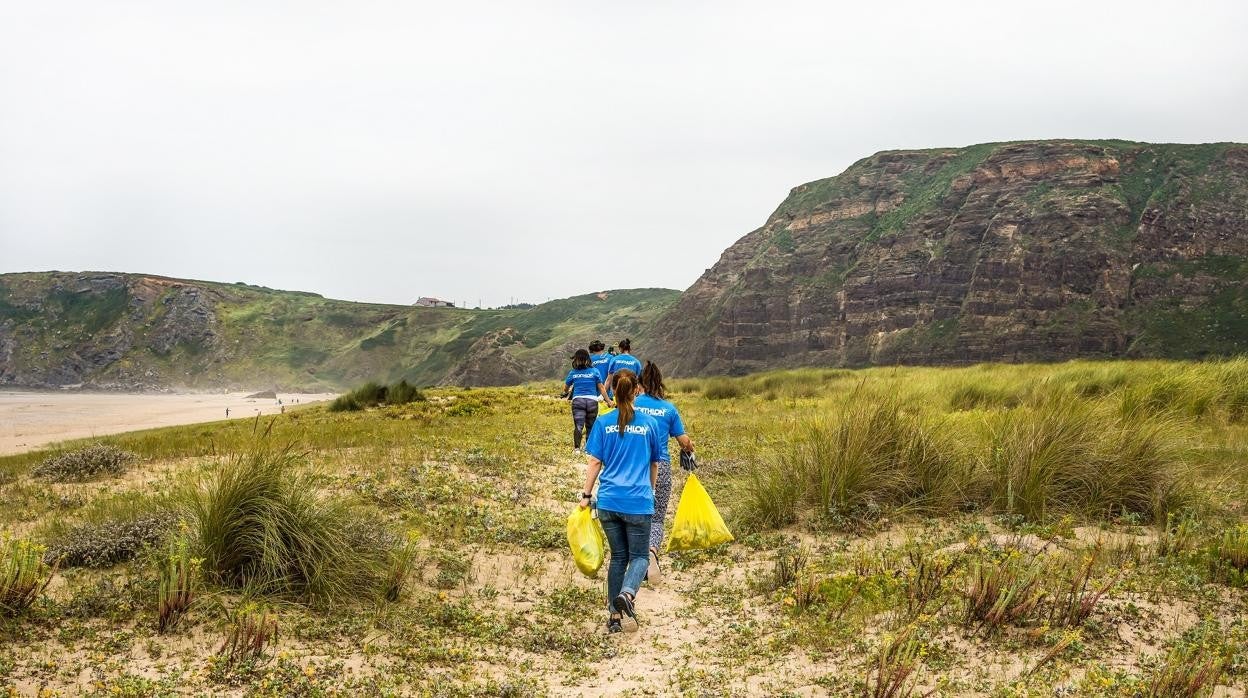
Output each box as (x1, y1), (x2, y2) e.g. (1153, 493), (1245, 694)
(0, 391), (336, 456)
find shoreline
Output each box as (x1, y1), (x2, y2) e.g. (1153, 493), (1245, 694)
(0, 391), (337, 456)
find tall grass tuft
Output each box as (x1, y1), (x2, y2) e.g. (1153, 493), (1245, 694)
(984, 395), (1186, 522)
(963, 554), (1045, 634)
(739, 399), (966, 529)
(216, 602), (280, 670)
(1047, 546), (1122, 628)
(865, 625), (926, 698)
(703, 378), (743, 400)
(329, 379), (425, 412)
(156, 529), (199, 633)
(183, 441), (388, 603)
(1, 537), (55, 616)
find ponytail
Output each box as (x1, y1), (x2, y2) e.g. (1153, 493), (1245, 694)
(614, 369), (637, 438)
(618, 338), (631, 353)
(639, 361), (666, 400)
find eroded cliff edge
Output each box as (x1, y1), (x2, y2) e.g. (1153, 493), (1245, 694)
(650, 140), (1248, 375)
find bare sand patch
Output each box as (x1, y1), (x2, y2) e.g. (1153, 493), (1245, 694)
(0, 390), (336, 455)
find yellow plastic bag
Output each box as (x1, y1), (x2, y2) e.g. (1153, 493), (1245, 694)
(566, 506), (606, 577)
(666, 473), (734, 552)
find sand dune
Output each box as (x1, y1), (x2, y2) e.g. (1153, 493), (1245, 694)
(0, 391), (336, 456)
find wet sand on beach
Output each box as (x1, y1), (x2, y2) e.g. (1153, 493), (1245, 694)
(0, 391), (336, 456)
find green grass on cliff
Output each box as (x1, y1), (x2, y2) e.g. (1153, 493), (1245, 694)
(0, 273), (679, 390)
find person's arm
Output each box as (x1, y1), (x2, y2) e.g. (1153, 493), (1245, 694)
(676, 434), (694, 453)
(650, 461), (659, 490)
(597, 381), (609, 402)
(580, 457), (603, 509)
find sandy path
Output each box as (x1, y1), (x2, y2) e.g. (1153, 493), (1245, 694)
(0, 390), (336, 455)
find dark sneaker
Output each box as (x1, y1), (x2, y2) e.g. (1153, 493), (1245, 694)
(607, 617), (623, 634)
(612, 593), (636, 624)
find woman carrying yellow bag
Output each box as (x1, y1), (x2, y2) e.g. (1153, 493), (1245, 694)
(635, 361), (696, 583)
(579, 369), (663, 634)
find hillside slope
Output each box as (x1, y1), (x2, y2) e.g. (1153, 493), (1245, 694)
(650, 140), (1248, 375)
(0, 272), (676, 390)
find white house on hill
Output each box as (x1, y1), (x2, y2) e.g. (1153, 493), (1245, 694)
(415, 297), (455, 308)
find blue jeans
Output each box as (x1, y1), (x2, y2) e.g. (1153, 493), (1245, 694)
(598, 508), (652, 611)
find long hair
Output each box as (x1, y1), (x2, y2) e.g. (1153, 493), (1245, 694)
(614, 369), (637, 437)
(572, 348), (592, 369)
(618, 338), (631, 352)
(639, 361), (666, 400)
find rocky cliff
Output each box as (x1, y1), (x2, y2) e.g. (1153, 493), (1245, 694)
(0, 273), (676, 390)
(649, 140), (1248, 375)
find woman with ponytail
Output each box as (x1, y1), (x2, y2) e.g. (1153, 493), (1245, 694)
(579, 369), (663, 633)
(634, 361), (695, 583)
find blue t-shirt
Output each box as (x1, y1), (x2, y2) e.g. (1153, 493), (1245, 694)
(590, 352), (612, 382)
(633, 394), (686, 463)
(585, 411), (662, 515)
(606, 353), (642, 382)
(564, 367), (602, 399)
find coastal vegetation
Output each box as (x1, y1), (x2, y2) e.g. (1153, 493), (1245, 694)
(0, 358), (1246, 694)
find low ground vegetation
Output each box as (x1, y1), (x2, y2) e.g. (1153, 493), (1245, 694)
(0, 359), (1245, 695)
(31, 443), (135, 482)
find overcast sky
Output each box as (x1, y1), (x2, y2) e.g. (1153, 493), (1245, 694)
(2, 1), (1246, 308)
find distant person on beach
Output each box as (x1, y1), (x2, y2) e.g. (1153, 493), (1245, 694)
(561, 349), (610, 452)
(635, 361), (695, 583)
(604, 338), (642, 396)
(589, 340), (611, 388)
(579, 369), (661, 633)
(225, 408), (230, 417)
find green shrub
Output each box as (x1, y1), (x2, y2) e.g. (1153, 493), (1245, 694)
(329, 380), (425, 412)
(32, 444), (135, 481)
(1, 537), (55, 616)
(44, 512), (177, 568)
(984, 396), (1186, 522)
(704, 378), (743, 400)
(157, 532), (199, 633)
(963, 554), (1045, 634)
(738, 399), (968, 530)
(183, 442), (389, 603)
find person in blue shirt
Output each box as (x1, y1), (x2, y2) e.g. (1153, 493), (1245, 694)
(588, 340), (612, 385)
(560, 349), (610, 452)
(635, 361), (695, 584)
(604, 338), (642, 397)
(579, 369), (662, 633)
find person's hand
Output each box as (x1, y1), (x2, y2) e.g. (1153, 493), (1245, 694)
(578, 492), (592, 509)
(679, 450), (697, 472)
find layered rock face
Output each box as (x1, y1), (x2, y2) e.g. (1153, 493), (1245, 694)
(650, 140), (1248, 375)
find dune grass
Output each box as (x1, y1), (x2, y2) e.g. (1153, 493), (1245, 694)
(0, 358), (1246, 694)
(182, 439), (390, 604)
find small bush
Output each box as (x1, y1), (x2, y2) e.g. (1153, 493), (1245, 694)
(1047, 545), (1122, 628)
(1209, 524), (1248, 587)
(216, 603), (279, 670)
(184, 442), (389, 603)
(1146, 647), (1227, 697)
(865, 625), (925, 698)
(329, 380), (425, 412)
(1, 537), (55, 616)
(704, 379), (743, 400)
(963, 554), (1045, 634)
(902, 547), (958, 618)
(740, 399), (967, 530)
(32, 444), (135, 482)
(984, 396), (1186, 522)
(44, 512), (177, 568)
(157, 532), (199, 633)
(383, 533), (419, 603)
